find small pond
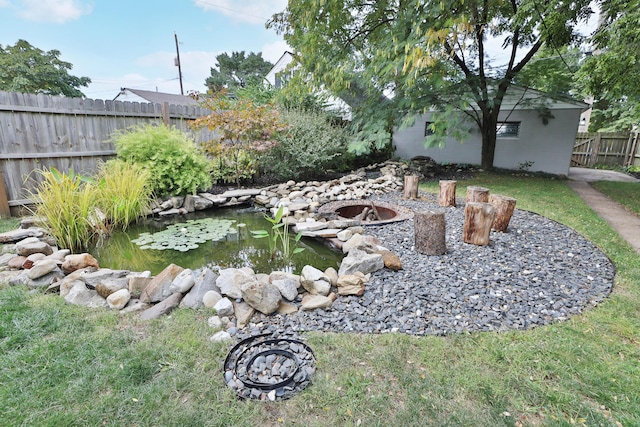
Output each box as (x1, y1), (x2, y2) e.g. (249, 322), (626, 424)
(90, 207), (343, 276)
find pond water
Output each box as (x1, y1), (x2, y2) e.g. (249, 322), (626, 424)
(90, 207), (343, 276)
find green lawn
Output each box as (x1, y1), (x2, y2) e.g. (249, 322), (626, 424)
(1, 173), (639, 426)
(592, 180), (640, 216)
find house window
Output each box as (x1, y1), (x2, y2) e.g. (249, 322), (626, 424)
(424, 122), (435, 137)
(496, 122), (520, 138)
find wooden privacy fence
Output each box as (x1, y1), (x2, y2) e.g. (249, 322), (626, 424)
(0, 90), (217, 216)
(572, 132), (640, 168)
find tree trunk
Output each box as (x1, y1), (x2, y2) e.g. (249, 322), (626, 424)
(480, 112), (498, 170)
(466, 186), (490, 203)
(463, 202), (495, 246)
(403, 175), (420, 199)
(438, 180), (456, 207)
(414, 210), (446, 255)
(490, 194), (517, 232)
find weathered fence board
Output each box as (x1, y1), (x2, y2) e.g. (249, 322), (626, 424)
(0, 90), (217, 212)
(572, 132), (639, 167)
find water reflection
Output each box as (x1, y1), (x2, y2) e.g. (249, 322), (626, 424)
(90, 207), (343, 275)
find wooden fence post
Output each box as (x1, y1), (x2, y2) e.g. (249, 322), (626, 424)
(589, 133), (601, 166)
(0, 170), (11, 218)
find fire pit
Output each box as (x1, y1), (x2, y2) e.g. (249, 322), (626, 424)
(317, 200), (414, 225)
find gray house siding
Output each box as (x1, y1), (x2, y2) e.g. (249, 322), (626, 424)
(393, 107), (584, 176)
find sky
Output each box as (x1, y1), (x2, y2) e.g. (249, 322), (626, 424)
(0, 0), (290, 100)
(0, 0), (600, 102)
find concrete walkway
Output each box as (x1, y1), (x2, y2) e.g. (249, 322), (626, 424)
(567, 167), (640, 254)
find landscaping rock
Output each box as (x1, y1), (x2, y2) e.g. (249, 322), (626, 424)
(6, 255), (25, 269)
(64, 281), (108, 308)
(300, 293), (336, 310)
(26, 259), (60, 279)
(62, 253), (99, 274)
(232, 301), (255, 328)
(180, 268), (219, 309)
(23, 253), (47, 269)
(16, 237), (52, 257)
(241, 281), (281, 315)
(214, 297), (234, 317)
(139, 292), (183, 320)
(337, 272), (367, 296)
(169, 268), (196, 294)
(202, 290), (223, 308)
(338, 248), (384, 276)
(107, 288), (131, 310)
(216, 267), (255, 300)
(210, 331), (232, 342)
(95, 277), (130, 298)
(140, 263), (184, 303)
(300, 265), (331, 296)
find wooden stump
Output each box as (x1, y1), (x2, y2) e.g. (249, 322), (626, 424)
(490, 194), (517, 232)
(403, 175), (420, 199)
(438, 180), (457, 207)
(463, 202), (495, 246)
(466, 186), (490, 203)
(414, 210), (447, 255)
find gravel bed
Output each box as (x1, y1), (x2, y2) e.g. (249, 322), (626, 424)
(245, 191), (615, 337)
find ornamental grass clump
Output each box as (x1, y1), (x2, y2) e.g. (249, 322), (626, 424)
(28, 163), (153, 252)
(28, 167), (102, 252)
(95, 160), (153, 231)
(111, 123), (212, 196)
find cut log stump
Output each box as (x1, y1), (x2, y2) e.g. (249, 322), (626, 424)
(463, 202), (495, 246)
(490, 194), (517, 232)
(466, 186), (490, 203)
(414, 210), (446, 255)
(403, 175), (420, 200)
(438, 180), (456, 207)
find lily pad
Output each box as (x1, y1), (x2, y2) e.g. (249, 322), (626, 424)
(131, 218), (237, 251)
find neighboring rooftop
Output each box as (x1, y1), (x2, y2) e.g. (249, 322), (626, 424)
(113, 88), (200, 106)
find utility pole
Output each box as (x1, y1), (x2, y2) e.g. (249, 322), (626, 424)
(174, 32), (184, 95)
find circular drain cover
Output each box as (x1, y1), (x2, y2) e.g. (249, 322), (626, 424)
(223, 333), (316, 401)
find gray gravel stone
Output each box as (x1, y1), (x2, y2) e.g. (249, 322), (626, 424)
(245, 191), (614, 336)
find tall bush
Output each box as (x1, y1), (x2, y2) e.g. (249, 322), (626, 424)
(111, 124), (212, 196)
(259, 109), (355, 181)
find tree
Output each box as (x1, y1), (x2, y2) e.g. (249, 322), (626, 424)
(269, 0), (593, 169)
(577, 0), (640, 131)
(191, 91), (287, 187)
(205, 51), (273, 92)
(0, 39), (90, 97)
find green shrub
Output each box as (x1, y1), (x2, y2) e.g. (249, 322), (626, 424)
(258, 109), (355, 181)
(111, 124), (212, 196)
(207, 143), (260, 185)
(95, 160), (153, 230)
(28, 168), (102, 252)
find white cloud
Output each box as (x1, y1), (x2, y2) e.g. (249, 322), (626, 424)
(194, 0), (286, 24)
(0, 1), (11, 8)
(261, 40), (291, 64)
(16, 0), (92, 23)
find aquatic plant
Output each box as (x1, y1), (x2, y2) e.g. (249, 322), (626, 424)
(250, 206), (304, 261)
(132, 218), (236, 252)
